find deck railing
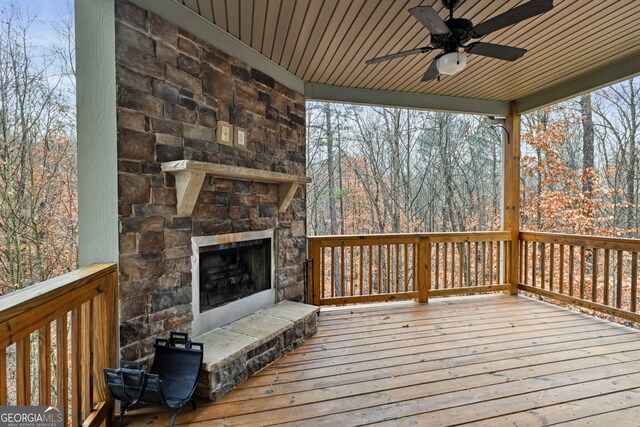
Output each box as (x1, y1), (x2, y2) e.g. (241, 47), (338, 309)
(0, 263), (118, 426)
(308, 232), (512, 305)
(519, 232), (640, 323)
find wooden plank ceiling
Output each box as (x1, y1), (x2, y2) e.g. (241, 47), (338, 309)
(179, 0), (640, 102)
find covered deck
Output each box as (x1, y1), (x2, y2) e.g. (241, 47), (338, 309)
(1, 0), (639, 425)
(127, 294), (640, 426)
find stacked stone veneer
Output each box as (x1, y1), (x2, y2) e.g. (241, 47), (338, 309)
(115, 0), (307, 363)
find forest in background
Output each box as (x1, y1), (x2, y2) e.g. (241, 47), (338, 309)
(307, 77), (640, 239)
(0, 3), (77, 295)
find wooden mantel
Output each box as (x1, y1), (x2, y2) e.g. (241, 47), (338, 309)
(161, 160), (311, 216)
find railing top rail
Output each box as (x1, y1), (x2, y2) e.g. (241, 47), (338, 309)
(309, 231), (512, 244)
(519, 231), (640, 251)
(0, 263), (116, 324)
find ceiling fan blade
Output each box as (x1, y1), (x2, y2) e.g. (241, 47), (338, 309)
(465, 42), (527, 61)
(421, 58), (440, 82)
(409, 6), (451, 36)
(471, 0), (553, 38)
(366, 47), (432, 65)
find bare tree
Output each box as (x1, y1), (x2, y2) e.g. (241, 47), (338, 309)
(306, 103), (502, 236)
(0, 4), (77, 294)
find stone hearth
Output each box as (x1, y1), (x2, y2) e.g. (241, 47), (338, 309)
(195, 301), (318, 400)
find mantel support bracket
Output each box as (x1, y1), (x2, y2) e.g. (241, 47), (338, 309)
(278, 182), (298, 214)
(175, 171), (206, 217)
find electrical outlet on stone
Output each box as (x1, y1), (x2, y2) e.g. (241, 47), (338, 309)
(234, 127), (248, 149)
(217, 121), (233, 146)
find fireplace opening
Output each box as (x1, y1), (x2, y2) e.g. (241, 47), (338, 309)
(192, 229), (275, 334)
(198, 238), (271, 312)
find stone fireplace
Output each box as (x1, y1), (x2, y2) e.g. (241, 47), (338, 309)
(191, 229), (275, 335)
(115, 0), (309, 364)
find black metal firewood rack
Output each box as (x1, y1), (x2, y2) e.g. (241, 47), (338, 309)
(104, 332), (203, 426)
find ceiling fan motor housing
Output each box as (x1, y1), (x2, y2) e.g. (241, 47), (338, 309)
(431, 18), (473, 52)
(441, 0), (462, 10)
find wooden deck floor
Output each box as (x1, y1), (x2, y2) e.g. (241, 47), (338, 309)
(126, 294), (640, 426)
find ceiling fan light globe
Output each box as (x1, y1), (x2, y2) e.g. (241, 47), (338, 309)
(436, 52), (467, 75)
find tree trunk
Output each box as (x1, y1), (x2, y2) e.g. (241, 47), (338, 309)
(336, 110), (345, 234)
(580, 94), (595, 195)
(626, 81), (637, 235)
(324, 105), (338, 236)
(580, 94), (595, 233)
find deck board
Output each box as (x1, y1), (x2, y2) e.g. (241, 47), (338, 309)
(126, 295), (640, 426)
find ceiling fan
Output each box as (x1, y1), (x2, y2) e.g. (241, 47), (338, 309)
(365, 0), (553, 81)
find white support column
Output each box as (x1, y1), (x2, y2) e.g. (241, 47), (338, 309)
(75, 0), (119, 265)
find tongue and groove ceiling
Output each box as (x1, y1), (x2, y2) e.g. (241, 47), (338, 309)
(134, 0), (640, 115)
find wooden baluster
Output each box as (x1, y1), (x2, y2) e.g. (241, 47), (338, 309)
(603, 249), (610, 306)
(632, 252), (638, 312)
(321, 246), (326, 299)
(377, 245), (382, 294)
(404, 244), (409, 292)
(569, 246), (575, 296)
(350, 246), (354, 297)
(466, 241), (471, 287)
(489, 241), (494, 286)
(340, 246), (345, 297)
(549, 244), (555, 292)
(369, 246), (373, 295)
(16, 336), (30, 405)
(482, 241), (487, 286)
(417, 236), (429, 303)
(451, 243), (456, 289)
(449, 242), (458, 288)
(91, 294), (106, 410)
(523, 240), (528, 285)
(387, 244), (393, 293)
(531, 242), (537, 288)
(443, 243), (449, 289)
(592, 249), (599, 302)
(510, 241), (514, 284)
(359, 246), (364, 296)
(457, 243), (463, 288)
(57, 314), (69, 415)
(0, 348), (7, 406)
(39, 325), (52, 405)
(540, 243), (546, 290)
(519, 240), (524, 284)
(0, 348), (6, 405)
(559, 244), (565, 294)
(330, 247), (335, 298)
(507, 241), (512, 284)
(580, 246), (586, 299)
(434, 243), (440, 290)
(308, 240), (318, 304)
(81, 303), (92, 421)
(616, 250), (623, 308)
(425, 239), (431, 298)
(503, 241), (508, 284)
(475, 242), (479, 287)
(395, 244), (400, 293)
(449, 242), (454, 289)
(71, 306), (82, 426)
(106, 271), (118, 400)
(411, 239), (420, 291)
